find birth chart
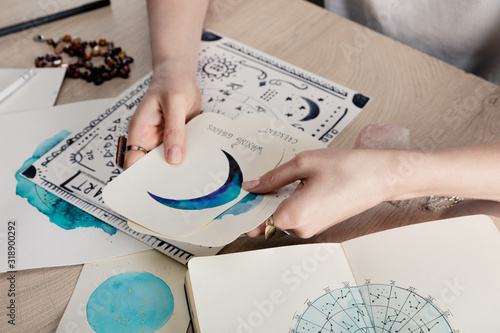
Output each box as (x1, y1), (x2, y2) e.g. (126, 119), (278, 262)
(197, 31), (370, 144)
(292, 282), (454, 333)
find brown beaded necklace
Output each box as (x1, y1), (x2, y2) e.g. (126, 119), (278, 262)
(34, 34), (133, 85)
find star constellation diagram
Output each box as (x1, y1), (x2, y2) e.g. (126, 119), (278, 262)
(197, 31), (370, 144)
(292, 281), (455, 333)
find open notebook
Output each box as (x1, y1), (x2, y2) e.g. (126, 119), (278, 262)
(185, 215), (500, 332)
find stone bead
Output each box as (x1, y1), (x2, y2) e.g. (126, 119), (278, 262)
(119, 68), (129, 78)
(105, 57), (115, 67)
(54, 43), (65, 54)
(119, 56), (134, 64)
(92, 45), (101, 56)
(35, 35), (131, 84)
(77, 58), (85, 67)
(35, 59), (46, 67)
(94, 75), (104, 85)
(65, 67), (76, 78)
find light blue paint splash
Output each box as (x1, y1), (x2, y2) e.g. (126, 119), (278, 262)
(214, 192), (264, 220)
(86, 271), (174, 333)
(15, 130), (116, 235)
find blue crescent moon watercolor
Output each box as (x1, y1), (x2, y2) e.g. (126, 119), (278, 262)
(213, 192), (264, 220)
(148, 150), (243, 210)
(299, 96), (320, 121)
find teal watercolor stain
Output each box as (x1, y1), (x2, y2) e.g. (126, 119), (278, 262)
(15, 130), (116, 235)
(86, 272), (174, 333)
(214, 192), (264, 220)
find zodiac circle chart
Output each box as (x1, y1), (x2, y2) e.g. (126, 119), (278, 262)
(292, 281), (455, 333)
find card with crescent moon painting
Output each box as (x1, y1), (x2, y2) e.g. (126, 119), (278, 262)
(103, 113), (285, 238)
(178, 115), (328, 246)
(106, 113), (327, 247)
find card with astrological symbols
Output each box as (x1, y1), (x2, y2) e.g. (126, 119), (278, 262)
(22, 31), (370, 262)
(198, 31), (370, 143)
(103, 113), (326, 247)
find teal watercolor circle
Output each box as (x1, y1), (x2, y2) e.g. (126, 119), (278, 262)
(86, 272), (174, 333)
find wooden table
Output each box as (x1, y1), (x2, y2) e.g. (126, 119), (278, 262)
(1, 0), (499, 332)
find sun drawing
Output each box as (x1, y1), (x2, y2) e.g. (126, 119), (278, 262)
(201, 56), (237, 79)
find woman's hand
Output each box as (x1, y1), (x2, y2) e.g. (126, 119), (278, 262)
(123, 62), (202, 169)
(123, 0), (209, 169)
(243, 148), (401, 238)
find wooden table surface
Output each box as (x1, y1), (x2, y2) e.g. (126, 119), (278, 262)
(1, 0), (499, 332)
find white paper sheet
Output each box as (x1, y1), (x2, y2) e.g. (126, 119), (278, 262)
(103, 113), (285, 239)
(188, 243), (355, 333)
(0, 99), (149, 273)
(0, 68), (66, 114)
(104, 112), (328, 247)
(342, 215), (500, 332)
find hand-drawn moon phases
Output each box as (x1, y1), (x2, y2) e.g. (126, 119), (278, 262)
(299, 96), (320, 121)
(201, 31), (222, 42)
(352, 93), (370, 108)
(148, 150), (243, 210)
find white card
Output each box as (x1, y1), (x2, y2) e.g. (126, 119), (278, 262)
(0, 68), (66, 114)
(103, 113), (285, 238)
(0, 99), (149, 273)
(57, 250), (189, 333)
(105, 113), (327, 247)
